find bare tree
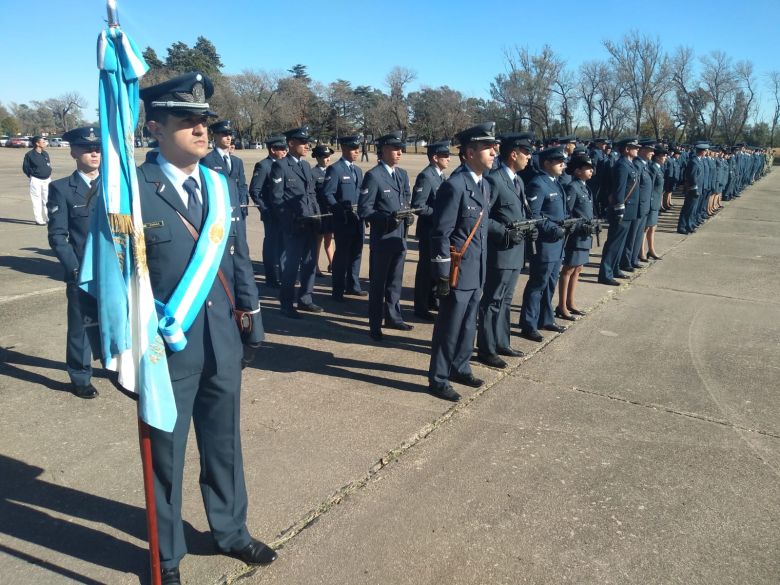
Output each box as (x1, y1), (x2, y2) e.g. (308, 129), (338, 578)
(604, 31), (670, 134)
(699, 50), (738, 138)
(492, 45), (563, 138)
(41, 92), (88, 132)
(384, 66), (417, 132)
(552, 69), (578, 135)
(768, 70), (780, 147)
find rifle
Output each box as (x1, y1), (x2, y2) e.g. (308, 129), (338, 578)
(392, 207), (425, 220)
(506, 218), (544, 254)
(578, 218), (610, 246)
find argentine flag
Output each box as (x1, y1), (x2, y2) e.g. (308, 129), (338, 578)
(80, 18), (177, 432)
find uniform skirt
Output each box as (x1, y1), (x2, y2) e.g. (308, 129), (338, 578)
(646, 208), (660, 227)
(563, 247), (590, 267)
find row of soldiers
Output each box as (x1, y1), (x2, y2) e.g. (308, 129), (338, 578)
(40, 71), (772, 584)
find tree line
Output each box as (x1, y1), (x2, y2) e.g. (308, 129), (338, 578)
(3, 31), (780, 147)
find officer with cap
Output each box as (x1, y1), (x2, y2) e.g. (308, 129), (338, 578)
(518, 146), (569, 342)
(557, 136), (577, 188)
(201, 119), (249, 217)
(476, 132), (535, 368)
(311, 144), (335, 277)
(270, 125), (323, 318)
(138, 72), (272, 585)
(249, 135), (287, 288)
(623, 139), (654, 270)
(412, 140), (451, 320)
(357, 130), (414, 340)
(557, 154), (597, 319)
(598, 137), (639, 285)
(46, 126), (102, 399)
(677, 142), (708, 234)
(427, 123), (496, 400)
(323, 135), (366, 301)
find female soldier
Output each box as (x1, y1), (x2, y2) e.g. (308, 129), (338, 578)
(643, 147), (667, 261)
(556, 155), (596, 320)
(312, 144), (335, 276)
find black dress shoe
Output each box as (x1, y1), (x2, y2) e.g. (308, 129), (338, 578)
(226, 538), (277, 566)
(414, 310), (435, 321)
(332, 294), (346, 302)
(598, 277), (620, 286)
(621, 266), (635, 273)
(298, 302), (323, 313)
(614, 272), (630, 279)
(72, 383), (98, 399)
(541, 323), (566, 333)
(554, 308), (577, 321)
(345, 289), (368, 297)
(450, 371), (484, 388)
(497, 347), (524, 357)
(384, 321), (413, 331)
(280, 307), (301, 319)
(265, 281), (280, 289)
(520, 329), (544, 342)
(568, 307), (587, 316)
(648, 253), (661, 260)
(428, 383), (461, 402)
(369, 330), (383, 341)
(161, 567), (181, 585)
(477, 353), (507, 369)
(637, 257), (649, 263)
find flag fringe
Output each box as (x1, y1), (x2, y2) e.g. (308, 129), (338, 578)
(109, 213), (134, 234)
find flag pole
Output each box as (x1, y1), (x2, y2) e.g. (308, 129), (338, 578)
(103, 4), (161, 584)
(138, 417), (162, 585)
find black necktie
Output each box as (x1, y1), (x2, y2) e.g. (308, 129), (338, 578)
(513, 176), (521, 196)
(223, 155), (231, 173)
(183, 177), (203, 229)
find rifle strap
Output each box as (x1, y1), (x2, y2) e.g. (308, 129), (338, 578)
(623, 178), (638, 205)
(454, 210), (483, 258)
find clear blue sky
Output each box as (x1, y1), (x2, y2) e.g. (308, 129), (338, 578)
(2, 0), (779, 122)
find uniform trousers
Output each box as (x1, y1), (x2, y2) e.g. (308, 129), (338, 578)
(628, 213), (648, 267)
(331, 220), (364, 296)
(280, 228), (317, 309)
(368, 246), (405, 332)
(599, 211), (630, 280)
(65, 283), (93, 386)
(520, 256), (562, 331)
(677, 192), (699, 232)
(149, 354), (250, 570)
(428, 287), (480, 386)
(477, 267), (521, 356)
(619, 218), (639, 270)
(261, 217), (283, 284)
(413, 218), (436, 313)
(29, 177), (51, 224)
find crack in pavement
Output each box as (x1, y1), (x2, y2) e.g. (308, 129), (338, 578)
(632, 282), (780, 305)
(568, 385), (780, 440)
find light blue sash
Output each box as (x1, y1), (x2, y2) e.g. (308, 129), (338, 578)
(158, 166), (232, 351)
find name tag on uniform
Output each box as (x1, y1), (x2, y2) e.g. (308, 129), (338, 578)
(549, 192), (558, 198)
(342, 176), (351, 181)
(144, 220), (165, 228)
(383, 189), (391, 193)
(528, 196), (538, 201)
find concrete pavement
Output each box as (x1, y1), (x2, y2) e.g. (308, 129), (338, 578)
(0, 147), (777, 584)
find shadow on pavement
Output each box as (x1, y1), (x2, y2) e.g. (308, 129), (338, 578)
(0, 453), (216, 584)
(0, 250), (62, 281)
(249, 341), (428, 395)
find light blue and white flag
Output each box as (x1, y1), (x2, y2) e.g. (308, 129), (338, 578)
(80, 8), (177, 432)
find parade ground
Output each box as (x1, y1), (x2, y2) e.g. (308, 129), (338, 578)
(0, 148), (778, 584)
